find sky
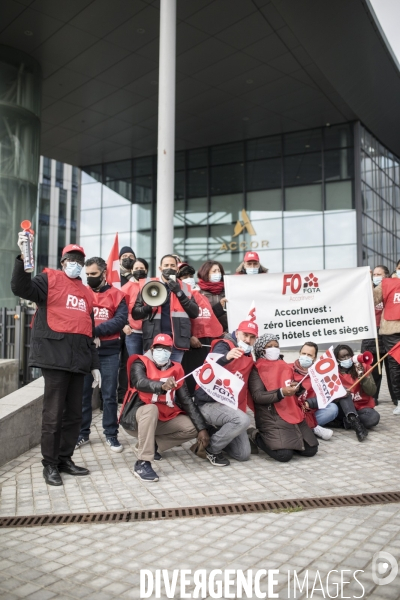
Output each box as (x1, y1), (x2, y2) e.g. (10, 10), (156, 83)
(369, 0), (400, 62)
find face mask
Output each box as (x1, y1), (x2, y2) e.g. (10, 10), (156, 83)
(210, 272), (222, 282)
(121, 257), (134, 270)
(238, 339), (252, 354)
(132, 269), (147, 280)
(246, 268), (258, 275)
(372, 276), (382, 286)
(64, 262), (82, 279)
(87, 274), (104, 289)
(299, 355), (313, 368)
(397, 270), (400, 279)
(264, 347), (280, 361)
(162, 268), (177, 280)
(153, 348), (171, 365)
(183, 277), (195, 288)
(340, 358), (353, 369)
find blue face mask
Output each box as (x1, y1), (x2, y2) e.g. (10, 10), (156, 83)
(64, 261), (82, 279)
(238, 339), (252, 354)
(153, 348), (171, 365)
(246, 268), (258, 275)
(210, 272), (222, 282)
(397, 270), (400, 279)
(299, 355), (313, 368)
(340, 358), (353, 369)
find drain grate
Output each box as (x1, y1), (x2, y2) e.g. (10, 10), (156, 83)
(1, 490), (399, 529)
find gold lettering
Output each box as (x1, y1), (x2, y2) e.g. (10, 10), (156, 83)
(232, 209), (257, 237)
(262, 240), (269, 247)
(239, 241), (247, 250)
(229, 241), (238, 251)
(250, 241), (259, 249)
(219, 243), (228, 251)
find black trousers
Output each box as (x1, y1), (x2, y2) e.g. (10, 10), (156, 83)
(255, 433), (318, 463)
(117, 339), (128, 403)
(41, 369), (85, 467)
(381, 333), (400, 404)
(331, 394), (380, 429)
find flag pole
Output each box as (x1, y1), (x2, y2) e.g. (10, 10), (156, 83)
(294, 372), (310, 389)
(375, 337), (381, 375)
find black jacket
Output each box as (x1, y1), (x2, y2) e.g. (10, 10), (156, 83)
(132, 281), (199, 351)
(128, 356), (207, 432)
(93, 284), (128, 356)
(11, 257), (99, 374)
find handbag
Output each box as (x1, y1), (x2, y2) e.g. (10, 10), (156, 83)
(119, 390), (138, 435)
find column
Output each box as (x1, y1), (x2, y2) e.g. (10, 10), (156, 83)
(0, 45), (41, 307)
(155, 0), (177, 266)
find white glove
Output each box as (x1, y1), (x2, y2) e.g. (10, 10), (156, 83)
(91, 369), (102, 388)
(18, 231), (27, 254)
(94, 337), (101, 348)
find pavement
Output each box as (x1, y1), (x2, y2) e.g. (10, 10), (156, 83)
(0, 376), (399, 599)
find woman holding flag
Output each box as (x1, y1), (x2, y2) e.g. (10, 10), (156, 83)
(247, 334), (318, 463)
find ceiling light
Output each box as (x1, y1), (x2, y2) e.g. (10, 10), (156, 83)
(305, 144), (310, 148)
(137, 28), (145, 34)
(24, 30), (33, 36)
(326, 122), (330, 127)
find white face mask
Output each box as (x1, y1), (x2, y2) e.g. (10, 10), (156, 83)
(210, 272), (222, 282)
(238, 339), (252, 354)
(64, 262), (82, 279)
(264, 347), (280, 361)
(184, 277), (195, 288)
(299, 355), (313, 368)
(372, 276), (382, 286)
(397, 270), (400, 279)
(153, 348), (171, 365)
(246, 268), (258, 275)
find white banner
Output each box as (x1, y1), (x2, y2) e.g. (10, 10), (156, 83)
(193, 353), (244, 410)
(224, 267), (377, 348)
(308, 346), (347, 408)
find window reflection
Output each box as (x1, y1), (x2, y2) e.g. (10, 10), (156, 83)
(81, 209), (101, 237)
(102, 205), (131, 234)
(81, 182), (102, 210)
(284, 213), (323, 248)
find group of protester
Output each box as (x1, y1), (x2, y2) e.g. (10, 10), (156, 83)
(11, 236), (397, 486)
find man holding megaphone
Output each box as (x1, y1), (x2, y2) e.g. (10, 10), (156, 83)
(132, 254), (199, 363)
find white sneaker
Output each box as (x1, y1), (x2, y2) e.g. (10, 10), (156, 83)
(313, 425), (333, 440)
(393, 405), (400, 415)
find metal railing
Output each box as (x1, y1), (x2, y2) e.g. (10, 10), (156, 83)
(0, 305), (38, 386)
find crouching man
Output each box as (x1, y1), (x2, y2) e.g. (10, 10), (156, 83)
(193, 320), (257, 467)
(125, 334), (209, 482)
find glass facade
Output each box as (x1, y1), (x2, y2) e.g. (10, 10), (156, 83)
(81, 123), (356, 274)
(37, 157), (81, 273)
(360, 125), (400, 269)
(0, 45), (41, 307)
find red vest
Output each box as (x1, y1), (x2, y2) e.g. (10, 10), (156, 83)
(338, 368), (375, 410)
(291, 364), (317, 428)
(255, 359), (305, 424)
(140, 278), (193, 350)
(123, 280), (143, 331)
(87, 286), (126, 341)
(210, 338), (253, 413)
(381, 279), (400, 320)
(191, 291), (223, 338)
(45, 269), (93, 337)
(130, 355), (184, 421)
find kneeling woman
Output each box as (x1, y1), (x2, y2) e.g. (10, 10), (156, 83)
(333, 345), (380, 438)
(248, 334), (318, 462)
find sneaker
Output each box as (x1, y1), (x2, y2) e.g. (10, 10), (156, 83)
(154, 442), (162, 461)
(75, 436), (89, 450)
(313, 425), (333, 440)
(106, 436), (123, 452)
(134, 460), (159, 482)
(393, 405), (400, 415)
(347, 414), (368, 442)
(205, 450), (230, 467)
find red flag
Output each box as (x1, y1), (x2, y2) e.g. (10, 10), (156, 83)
(106, 233), (121, 289)
(388, 341), (400, 363)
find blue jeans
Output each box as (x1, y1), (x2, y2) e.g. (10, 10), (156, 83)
(171, 346), (184, 363)
(125, 332), (143, 356)
(315, 401), (339, 426)
(80, 352), (120, 438)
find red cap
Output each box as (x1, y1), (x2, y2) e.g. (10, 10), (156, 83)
(152, 333), (173, 347)
(237, 320), (259, 336)
(244, 251), (259, 262)
(62, 244), (85, 257)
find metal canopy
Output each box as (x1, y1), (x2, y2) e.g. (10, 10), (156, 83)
(1, 0), (399, 166)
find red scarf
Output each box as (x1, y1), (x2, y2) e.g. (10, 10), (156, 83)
(197, 278), (225, 295)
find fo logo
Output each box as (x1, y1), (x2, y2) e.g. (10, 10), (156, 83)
(215, 378), (234, 396)
(324, 374), (341, 393)
(282, 273), (321, 295)
(66, 295), (87, 312)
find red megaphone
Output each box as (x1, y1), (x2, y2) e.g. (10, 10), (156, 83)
(352, 351), (373, 365)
